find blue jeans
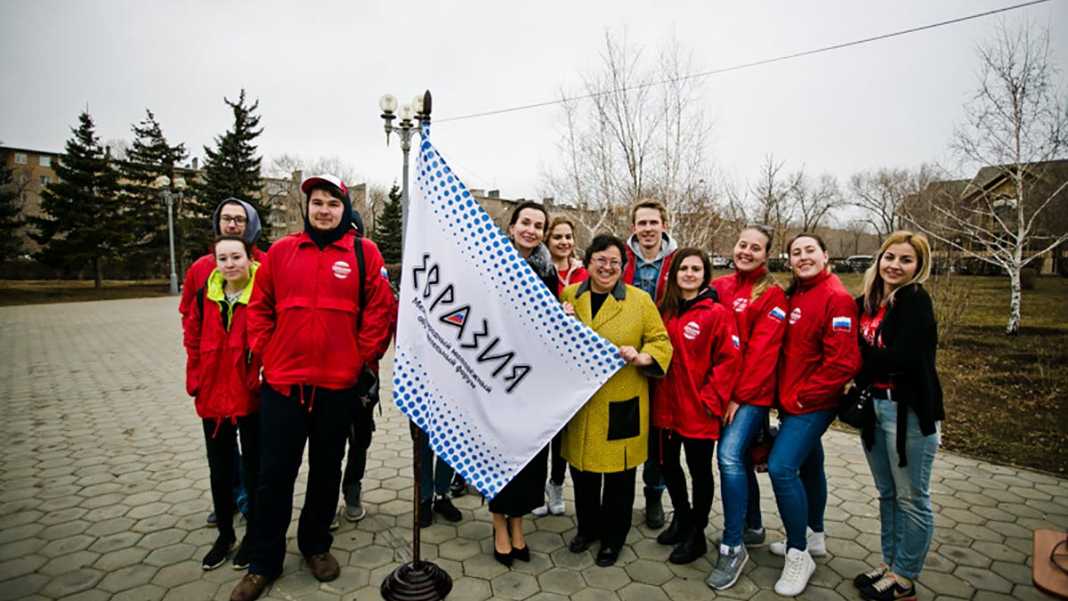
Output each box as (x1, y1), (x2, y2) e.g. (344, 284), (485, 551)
(768, 409), (835, 552)
(419, 434), (454, 502)
(864, 399), (939, 580)
(718, 404), (768, 547)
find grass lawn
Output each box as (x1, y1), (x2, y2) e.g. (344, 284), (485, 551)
(0, 279), (173, 306)
(3, 273), (1066, 475)
(838, 272), (1067, 476)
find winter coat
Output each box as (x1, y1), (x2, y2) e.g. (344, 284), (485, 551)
(713, 268), (787, 407)
(560, 280), (673, 473)
(623, 233), (678, 302)
(778, 269), (861, 415)
(855, 284), (944, 466)
(652, 289), (741, 440)
(183, 265), (262, 428)
(247, 230), (396, 393)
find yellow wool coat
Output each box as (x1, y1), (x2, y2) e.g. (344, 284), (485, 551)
(560, 280), (673, 473)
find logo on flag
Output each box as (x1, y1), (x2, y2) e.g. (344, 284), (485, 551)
(440, 307), (469, 327)
(832, 316), (853, 333)
(392, 126), (623, 500)
(768, 306), (786, 322)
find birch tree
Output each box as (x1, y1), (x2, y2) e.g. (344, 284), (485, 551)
(849, 165), (935, 240)
(904, 23), (1068, 334)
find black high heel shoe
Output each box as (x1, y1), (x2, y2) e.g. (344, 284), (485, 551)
(510, 545), (530, 562)
(493, 547), (514, 567)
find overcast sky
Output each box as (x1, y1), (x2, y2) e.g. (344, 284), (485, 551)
(2, 0), (1065, 204)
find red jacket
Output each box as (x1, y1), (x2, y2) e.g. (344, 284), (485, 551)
(778, 270), (861, 415)
(247, 230), (396, 393)
(713, 268), (787, 407)
(652, 290), (741, 439)
(183, 267), (262, 426)
(623, 247), (675, 302)
(179, 247), (267, 318)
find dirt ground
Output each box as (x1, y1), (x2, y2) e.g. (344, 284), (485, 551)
(3, 274), (1065, 475)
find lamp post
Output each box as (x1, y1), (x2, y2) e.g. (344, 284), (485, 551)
(153, 174), (185, 295)
(377, 90), (452, 601)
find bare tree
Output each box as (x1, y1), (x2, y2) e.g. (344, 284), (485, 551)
(903, 22), (1068, 334)
(542, 32), (724, 247)
(850, 166), (936, 240)
(790, 169), (841, 232)
(747, 154), (795, 258)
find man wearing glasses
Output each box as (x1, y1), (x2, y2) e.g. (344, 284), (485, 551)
(179, 198), (266, 533)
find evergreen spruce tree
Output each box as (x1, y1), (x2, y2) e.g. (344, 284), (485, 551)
(374, 183), (403, 264)
(119, 109), (188, 276)
(187, 90), (266, 260)
(0, 161), (24, 262)
(29, 111), (124, 287)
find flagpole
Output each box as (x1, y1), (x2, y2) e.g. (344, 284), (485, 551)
(379, 90), (453, 601)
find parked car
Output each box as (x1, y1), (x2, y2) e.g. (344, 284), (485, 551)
(710, 255), (731, 269)
(844, 255), (873, 273)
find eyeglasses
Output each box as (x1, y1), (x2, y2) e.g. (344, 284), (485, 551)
(591, 257), (622, 269)
(220, 215), (248, 225)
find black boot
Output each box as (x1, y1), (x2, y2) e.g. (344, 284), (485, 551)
(417, 499), (433, 529)
(656, 509), (689, 545)
(644, 488), (665, 529)
(668, 526), (708, 564)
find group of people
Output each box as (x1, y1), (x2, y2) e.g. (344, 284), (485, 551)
(181, 177), (944, 601)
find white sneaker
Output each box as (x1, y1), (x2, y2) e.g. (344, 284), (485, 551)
(546, 481), (565, 515)
(774, 547), (815, 596)
(532, 480), (556, 517)
(769, 527), (826, 557)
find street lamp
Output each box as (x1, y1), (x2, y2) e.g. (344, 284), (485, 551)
(153, 174), (184, 295)
(377, 90), (452, 601)
(379, 90), (432, 248)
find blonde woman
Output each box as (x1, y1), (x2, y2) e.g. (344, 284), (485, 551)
(851, 231), (943, 601)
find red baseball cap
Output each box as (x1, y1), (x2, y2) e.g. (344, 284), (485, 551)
(300, 174), (349, 197)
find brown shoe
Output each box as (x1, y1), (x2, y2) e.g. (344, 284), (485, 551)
(306, 552), (340, 582)
(230, 573), (269, 601)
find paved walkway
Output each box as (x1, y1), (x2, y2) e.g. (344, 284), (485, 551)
(0, 297), (1065, 601)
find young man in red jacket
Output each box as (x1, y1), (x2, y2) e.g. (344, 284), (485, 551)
(231, 175), (396, 601)
(621, 199), (678, 529)
(179, 198), (266, 527)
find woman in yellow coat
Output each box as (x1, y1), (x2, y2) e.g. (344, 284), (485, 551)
(560, 234), (673, 567)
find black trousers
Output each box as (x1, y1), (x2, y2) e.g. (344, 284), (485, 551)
(549, 431), (566, 485)
(250, 383), (352, 579)
(659, 428), (716, 531)
(570, 465), (637, 548)
(341, 402), (375, 502)
(202, 415), (260, 542)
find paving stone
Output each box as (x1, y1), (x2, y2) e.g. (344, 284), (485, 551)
(954, 565), (1014, 593)
(144, 542), (198, 567)
(537, 567), (585, 595)
(618, 581), (670, 601)
(39, 567), (104, 597)
(446, 576), (493, 601)
(572, 588), (622, 601)
(490, 570), (540, 599)
(0, 554), (47, 581)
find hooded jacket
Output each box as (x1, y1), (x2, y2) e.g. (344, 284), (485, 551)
(652, 288), (741, 440)
(778, 269), (861, 415)
(623, 232), (677, 302)
(712, 267), (787, 407)
(179, 198), (266, 318)
(183, 265), (262, 428)
(247, 188), (396, 394)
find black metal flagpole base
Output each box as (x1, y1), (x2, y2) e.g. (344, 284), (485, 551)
(380, 560), (452, 601)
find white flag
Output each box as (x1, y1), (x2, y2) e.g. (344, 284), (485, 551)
(392, 129), (623, 499)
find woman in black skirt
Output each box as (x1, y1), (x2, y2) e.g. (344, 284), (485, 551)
(489, 201), (559, 566)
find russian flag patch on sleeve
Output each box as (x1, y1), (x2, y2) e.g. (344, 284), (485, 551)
(731, 334), (741, 349)
(832, 316), (853, 332)
(768, 306), (786, 322)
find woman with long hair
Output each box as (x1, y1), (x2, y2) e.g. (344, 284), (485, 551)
(851, 231), (943, 601)
(183, 235), (262, 572)
(490, 201), (559, 566)
(560, 234), (673, 567)
(546, 216), (589, 296)
(768, 233), (861, 597)
(651, 248), (740, 565)
(706, 225), (788, 590)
